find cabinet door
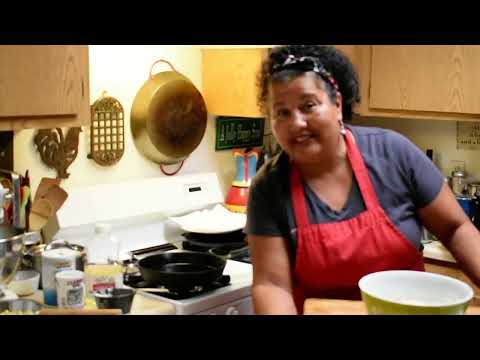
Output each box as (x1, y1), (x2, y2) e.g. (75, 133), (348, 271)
(334, 45), (358, 71)
(369, 45), (480, 115)
(202, 48), (267, 118)
(0, 45), (88, 118)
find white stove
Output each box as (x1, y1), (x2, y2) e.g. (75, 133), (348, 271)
(134, 260), (253, 315)
(55, 172), (254, 315)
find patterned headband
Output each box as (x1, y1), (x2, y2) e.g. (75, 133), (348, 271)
(271, 54), (340, 92)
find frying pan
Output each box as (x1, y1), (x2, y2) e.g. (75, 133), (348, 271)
(130, 60), (207, 165)
(137, 251), (226, 292)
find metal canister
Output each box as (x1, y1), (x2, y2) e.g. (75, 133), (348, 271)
(452, 171), (467, 196)
(23, 241), (86, 289)
(46, 240), (87, 271)
(23, 231), (42, 248)
(41, 248), (77, 306)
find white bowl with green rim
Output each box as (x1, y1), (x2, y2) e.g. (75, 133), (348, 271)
(358, 270), (474, 315)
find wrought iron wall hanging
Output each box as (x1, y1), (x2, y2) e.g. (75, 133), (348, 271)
(34, 127), (82, 179)
(87, 92), (125, 166)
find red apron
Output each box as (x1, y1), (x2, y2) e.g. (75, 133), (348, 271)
(291, 129), (424, 313)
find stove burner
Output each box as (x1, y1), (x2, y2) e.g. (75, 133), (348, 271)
(128, 275), (232, 300)
(182, 240), (251, 264)
(182, 229), (246, 243)
(182, 239), (246, 251)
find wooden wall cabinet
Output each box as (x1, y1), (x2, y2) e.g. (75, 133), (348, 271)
(0, 45), (90, 131)
(334, 45), (358, 71)
(202, 48), (267, 118)
(201, 46), (358, 119)
(355, 45), (480, 121)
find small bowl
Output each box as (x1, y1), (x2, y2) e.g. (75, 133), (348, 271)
(0, 299), (42, 315)
(359, 270), (474, 315)
(94, 288), (135, 314)
(8, 270), (40, 296)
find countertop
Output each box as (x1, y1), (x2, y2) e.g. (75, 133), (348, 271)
(423, 241), (456, 263)
(304, 299), (480, 315)
(25, 290), (176, 315)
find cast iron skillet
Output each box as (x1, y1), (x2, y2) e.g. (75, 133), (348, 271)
(137, 251), (226, 292)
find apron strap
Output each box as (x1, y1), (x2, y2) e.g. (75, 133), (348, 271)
(344, 129), (380, 211)
(290, 165), (310, 227)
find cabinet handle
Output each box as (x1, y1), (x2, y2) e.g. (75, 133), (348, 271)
(81, 79), (85, 98)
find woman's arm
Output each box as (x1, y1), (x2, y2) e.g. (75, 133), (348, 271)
(418, 182), (480, 287)
(247, 234), (298, 314)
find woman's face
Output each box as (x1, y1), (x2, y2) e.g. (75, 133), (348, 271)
(268, 72), (343, 164)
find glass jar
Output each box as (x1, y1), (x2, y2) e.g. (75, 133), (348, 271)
(84, 223), (123, 299)
(84, 263), (123, 298)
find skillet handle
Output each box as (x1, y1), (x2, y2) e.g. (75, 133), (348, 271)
(149, 59), (177, 79)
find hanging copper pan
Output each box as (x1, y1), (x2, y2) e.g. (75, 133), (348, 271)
(131, 60), (207, 165)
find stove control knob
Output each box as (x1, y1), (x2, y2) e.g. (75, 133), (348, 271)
(225, 306), (239, 315)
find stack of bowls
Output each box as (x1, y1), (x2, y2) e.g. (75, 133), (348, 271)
(8, 270), (40, 296)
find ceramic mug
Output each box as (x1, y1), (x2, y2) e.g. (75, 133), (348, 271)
(55, 270), (85, 309)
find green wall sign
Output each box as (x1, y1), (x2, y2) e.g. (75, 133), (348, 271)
(215, 116), (265, 151)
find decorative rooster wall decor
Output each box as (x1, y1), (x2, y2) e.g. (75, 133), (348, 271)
(34, 127), (82, 179)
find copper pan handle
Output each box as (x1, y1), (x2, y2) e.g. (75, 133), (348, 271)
(149, 59), (177, 79)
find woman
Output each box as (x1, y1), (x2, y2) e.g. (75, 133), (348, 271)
(245, 45), (480, 315)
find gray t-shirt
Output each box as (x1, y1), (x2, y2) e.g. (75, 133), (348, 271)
(245, 125), (445, 258)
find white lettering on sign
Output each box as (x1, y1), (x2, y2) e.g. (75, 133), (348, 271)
(457, 121), (480, 149)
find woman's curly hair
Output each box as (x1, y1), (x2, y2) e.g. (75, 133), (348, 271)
(257, 45), (361, 122)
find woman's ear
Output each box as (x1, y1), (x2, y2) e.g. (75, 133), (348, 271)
(335, 92), (343, 121)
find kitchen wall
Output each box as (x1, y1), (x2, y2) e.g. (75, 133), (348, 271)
(352, 117), (480, 180)
(13, 45), (480, 197)
(13, 46), (237, 197)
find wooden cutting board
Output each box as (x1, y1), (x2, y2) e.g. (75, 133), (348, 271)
(304, 299), (480, 315)
(39, 308), (122, 315)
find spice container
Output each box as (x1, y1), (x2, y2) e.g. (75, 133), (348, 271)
(56, 270), (85, 309)
(41, 248), (77, 306)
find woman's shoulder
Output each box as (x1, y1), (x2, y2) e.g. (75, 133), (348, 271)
(348, 125), (418, 153)
(349, 124), (407, 141)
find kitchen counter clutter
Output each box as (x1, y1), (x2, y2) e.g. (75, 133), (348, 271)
(24, 289), (176, 315)
(17, 258), (253, 315)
